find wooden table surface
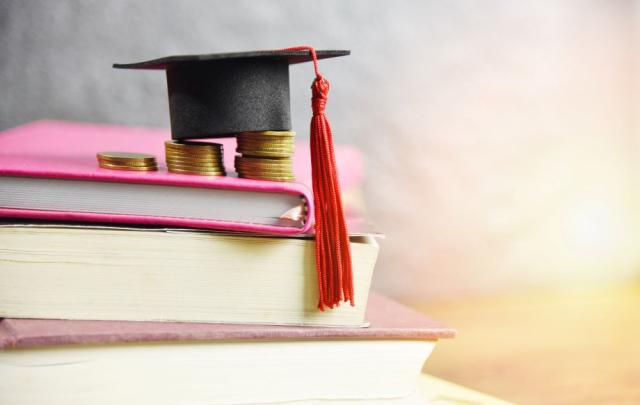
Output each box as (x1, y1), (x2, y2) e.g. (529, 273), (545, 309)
(416, 282), (640, 404)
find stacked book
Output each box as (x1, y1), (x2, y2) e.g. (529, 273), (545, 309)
(0, 120), (455, 404)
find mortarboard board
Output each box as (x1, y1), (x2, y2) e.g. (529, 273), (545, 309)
(114, 46), (354, 311)
(113, 49), (349, 139)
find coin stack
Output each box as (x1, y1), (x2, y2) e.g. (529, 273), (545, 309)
(97, 152), (158, 171)
(165, 140), (226, 176)
(235, 131), (295, 182)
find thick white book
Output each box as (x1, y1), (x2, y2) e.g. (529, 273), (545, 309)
(0, 223), (378, 326)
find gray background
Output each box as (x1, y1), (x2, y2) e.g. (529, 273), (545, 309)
(2, 1), (638, 302)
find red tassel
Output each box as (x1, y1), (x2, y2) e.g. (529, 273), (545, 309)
(283, 46), (354, 310)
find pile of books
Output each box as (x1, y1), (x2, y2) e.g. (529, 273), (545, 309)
(0, 120), (455, 404)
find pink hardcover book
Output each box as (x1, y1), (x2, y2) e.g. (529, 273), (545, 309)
(0, 120), (364, 235)
(0, 293), (454, 349)
(0, 294), (454, 405)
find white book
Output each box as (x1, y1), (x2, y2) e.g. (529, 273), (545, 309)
(0, 224), (379, 326)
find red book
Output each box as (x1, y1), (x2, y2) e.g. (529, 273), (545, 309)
(0, 294), (454, 405)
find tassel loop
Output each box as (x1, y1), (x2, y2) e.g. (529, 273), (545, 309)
(311, 77), (330, 115)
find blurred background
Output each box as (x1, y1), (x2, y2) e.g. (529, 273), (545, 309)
(1, 1), (639, 403)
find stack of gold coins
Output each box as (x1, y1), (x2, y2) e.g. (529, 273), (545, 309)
(97, 152), (158, 171)
(165, 140), (226, 176)
(235, 131), (295, 181)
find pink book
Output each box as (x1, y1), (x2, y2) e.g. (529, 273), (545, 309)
(0, 293), (454, 349)
(0, 120), (364, 235)
(0, 294), (454, 405)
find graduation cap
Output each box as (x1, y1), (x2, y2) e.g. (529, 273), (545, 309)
(114, 46), (354, 310)
(113, 49), (349, 139)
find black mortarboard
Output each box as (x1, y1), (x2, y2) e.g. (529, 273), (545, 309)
(114, 46), (354, 311)
(113, 49), (349, 139)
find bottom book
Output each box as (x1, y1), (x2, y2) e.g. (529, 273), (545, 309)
(312, 374), (513, 405)
(0, 294), (454, 405)
(417, 374), (512, 405)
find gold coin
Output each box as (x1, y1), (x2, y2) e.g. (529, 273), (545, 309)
(238, 134), (295, 141)
(235, 156), (292, 162)
(165, 153), (224, 162)
(99, 162), (158, 171)
(237, 142), (296, 149)
(165, 156), (223, 163)
(238, 145), (294, 151)
(237, 150), (292, 157)
(235, 157), (292, 167)
(237, 143), (293, 149)
(168, 165), (224, 171)
(237, 140), (295, 148)
(165, 158), (224, 165)
(166, 160), (225, 168)
(237, 172), (294, 179)
(237, 172), (293, 179)
(238, 143), (293, 149)
(166, 152), (223, 159)
(98, 158), (157, 167)
(239, 170), (294, 175)
(168, 169), (226, 175)
(238, 152), (292, 158)
(236, 166), (293, 173)
(237, 171), (294, 178)
(165, 151), (223, 160)
(97, 152), (157, 161)
(238, 148), (293, 152)
(166, 163), (224, 170)
(236, 165), (293, 172)
(167, 156), (223, 164)
(238, 130), (295, 137)
(235, 162), (292, 171)
(168, 164), (225, 171)
(238, 174), (295, 181)
(165, 150), (223, 158)
(237, 147), (294, 153)
(165, 159), (224, 166)
(236, 166), (292, 172)
(238, 134), (294, 140)
(165, 140), (223, 151)
(237, 147), (293, 153)
(166, 139), (224, 147)
(168, 167), (226, 176)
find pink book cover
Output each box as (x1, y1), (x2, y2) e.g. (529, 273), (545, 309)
(0, 293), (455, 349)
(0, 120), (364, 235)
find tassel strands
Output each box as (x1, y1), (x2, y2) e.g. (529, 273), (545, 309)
(283, 46), (354, 310)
